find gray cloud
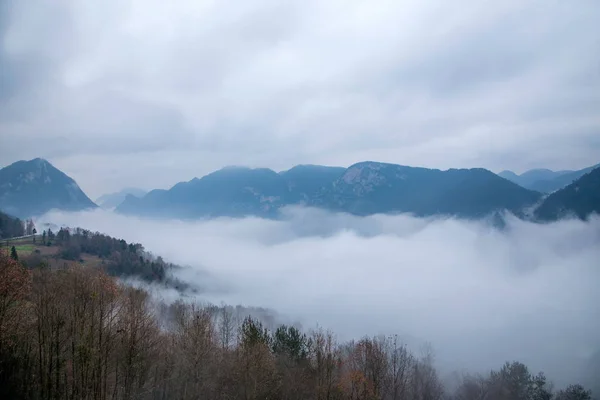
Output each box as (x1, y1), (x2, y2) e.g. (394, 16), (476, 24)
(39, 208), (600, 388)
(1, 0), (599, 197)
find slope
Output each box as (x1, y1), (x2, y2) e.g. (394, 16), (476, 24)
(534, 166), (600, 221)
(315, 162), (542, 218)
(279, 165), (346, 202)
(529, 164), (600, 193)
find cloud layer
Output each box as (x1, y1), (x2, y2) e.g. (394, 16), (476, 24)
(2, 0), (600, 196)
(39, 208), (600, 387)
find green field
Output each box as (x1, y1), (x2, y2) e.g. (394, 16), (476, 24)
(1, 243), (36, 256)
(1, 238), (40, 256)
(13, 244), (35, 252)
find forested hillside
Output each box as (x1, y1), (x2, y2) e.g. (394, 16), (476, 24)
(0, 211), (25, 239)
(6, 226), (183, 286)
(0, 249), (595, 399)
(535, 167), (600, 221)
(529, 164), (600, 193)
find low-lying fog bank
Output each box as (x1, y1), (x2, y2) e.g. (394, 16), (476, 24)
(40, 208), (600, 389)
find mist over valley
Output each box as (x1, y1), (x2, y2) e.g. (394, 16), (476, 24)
(2, 0), (600, 397)
(37, 207), (600, 390)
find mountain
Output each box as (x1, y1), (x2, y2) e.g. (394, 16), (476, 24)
(0, 158), (97, 217)
(315, 162), (542, 217)
(499, 164), (599, 193)
(529, 164), (600, 193)
(498, 170), (521, 181)
(534, 166), (600, 221)
(117, 166), (289, 218)
(117, 162), (542, 219)
(499, 169), (570, 188)
(96, 188), (147, 209)
(279, 165), (346, 202)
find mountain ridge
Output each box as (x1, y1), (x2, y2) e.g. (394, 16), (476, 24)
(96, 188), (147, 209)
(315, 162), (541, 218)
(499, 164), (599, 193)
(117, 161), (543, 220)
(4, 158), (596, 223)
(534, 166), (600, 221)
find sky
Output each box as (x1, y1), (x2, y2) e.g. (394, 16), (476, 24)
(1, 0), (600, 198)
(40, 207), (600, 389)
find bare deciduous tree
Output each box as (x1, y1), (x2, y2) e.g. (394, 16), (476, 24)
(0, 257), (596, 400)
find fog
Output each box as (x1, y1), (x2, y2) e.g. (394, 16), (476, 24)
(39, 208), (600, 387)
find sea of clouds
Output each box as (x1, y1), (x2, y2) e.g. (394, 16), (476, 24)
(39, 208), (600, 388)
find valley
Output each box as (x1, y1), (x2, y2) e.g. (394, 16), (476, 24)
(1, 2), (599, 397)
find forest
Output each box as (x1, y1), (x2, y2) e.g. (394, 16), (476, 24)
(0, 211), (25, 239)
(0, 247), (595, 400)
(13, 226), (183, 287)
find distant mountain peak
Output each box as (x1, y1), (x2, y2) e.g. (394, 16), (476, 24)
(23, 157), (53, 172)
(0, 158), (97, 217)
(96, 187), (147, 209)
(340, 163), (389, 187)
(499, 163), (599, 193)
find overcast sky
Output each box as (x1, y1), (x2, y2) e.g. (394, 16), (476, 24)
(1, 0), (599, 198)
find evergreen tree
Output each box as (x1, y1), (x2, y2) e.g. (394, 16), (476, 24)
(10, 245), (18, 261)
(272, 325), (310, 362)
(240, 316), (271, 348)
(531, 372), (553, 400)
(556, 384), (593, 400)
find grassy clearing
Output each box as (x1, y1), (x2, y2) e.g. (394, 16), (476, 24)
(1, 238), (102, 267)
(2, 244), (36, 256)
(1, 241), (46, 256)
(13, 244), (35, 252)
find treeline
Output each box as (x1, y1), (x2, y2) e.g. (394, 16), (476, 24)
(0, 252), (595, 400)
(36, 227), (172, 283)
(0, 211), (25, 239)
